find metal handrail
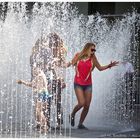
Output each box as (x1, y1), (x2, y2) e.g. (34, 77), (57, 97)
(101, 14), (125, 18)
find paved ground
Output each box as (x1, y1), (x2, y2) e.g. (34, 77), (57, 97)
(1, 125), (140, 138)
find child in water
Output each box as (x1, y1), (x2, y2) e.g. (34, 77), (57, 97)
(17, 67), (52, 133)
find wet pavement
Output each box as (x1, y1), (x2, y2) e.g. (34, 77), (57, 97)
(1, 125), (140, 138)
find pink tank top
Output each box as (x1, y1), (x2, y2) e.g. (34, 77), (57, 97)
(74, 58), (93, 85)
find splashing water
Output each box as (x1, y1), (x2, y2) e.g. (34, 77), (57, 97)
(0, 2), (139, 138)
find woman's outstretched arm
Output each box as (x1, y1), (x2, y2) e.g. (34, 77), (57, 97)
(93, 55), (119, 71)
(17, 79), (32, 87)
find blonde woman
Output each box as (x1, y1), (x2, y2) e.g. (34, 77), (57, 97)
(17, 67), (52, 133)
(67, 43), (119, 129)
(30, 33), (67, 130)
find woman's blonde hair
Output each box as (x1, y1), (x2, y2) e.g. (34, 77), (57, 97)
(72, 42), (96, 66)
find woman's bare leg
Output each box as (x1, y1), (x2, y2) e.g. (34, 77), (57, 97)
(40, 111), (47, 132)
(35, 101), (42, 125)
(79, 90), (92, 125)
(71, 87), (85, 117)
(41, 102), (48, 132)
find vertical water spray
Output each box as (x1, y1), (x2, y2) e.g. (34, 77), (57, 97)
(0, 2), (139, 138)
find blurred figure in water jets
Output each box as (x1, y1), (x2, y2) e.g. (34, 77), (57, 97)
(66, 43), (119, 129)
(121, 60), (134, 78)
(30, 37), (52, 80)
(120, 59), (135, 111)
(30, 32), (67, 130)
(46, 32), (67, 130)
(17, 67), (52, 133)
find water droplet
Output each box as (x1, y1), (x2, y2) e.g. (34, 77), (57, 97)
(0, 111), (4, 114)
(59, 133), (63, 136)
(4, 84), (7, 87)
(9, 116), (12, 119)
(123, 114), (125, 116)
(27, 122), (30, 125)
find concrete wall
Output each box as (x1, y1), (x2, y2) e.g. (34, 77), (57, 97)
(115, 2), (140, 14)
(74, 2), (140, 15)
(74, 2), (88, 15)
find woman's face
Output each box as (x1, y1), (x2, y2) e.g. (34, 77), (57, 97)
(60, 46), (67, 57)
(89, 45), (96, 55)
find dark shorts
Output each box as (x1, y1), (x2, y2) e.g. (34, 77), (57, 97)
(74, 83), (92, 93)
(38, 91), (52, 102)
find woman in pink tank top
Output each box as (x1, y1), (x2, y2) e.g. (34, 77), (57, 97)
(67, 43), (119, 129)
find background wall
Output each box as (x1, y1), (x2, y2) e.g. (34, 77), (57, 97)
(74, 2), (140, 15)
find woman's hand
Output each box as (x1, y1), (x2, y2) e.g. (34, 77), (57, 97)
(17, 80), (23, 84)
(108, 61), (119, 69)
(65, 61), (72, 68)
